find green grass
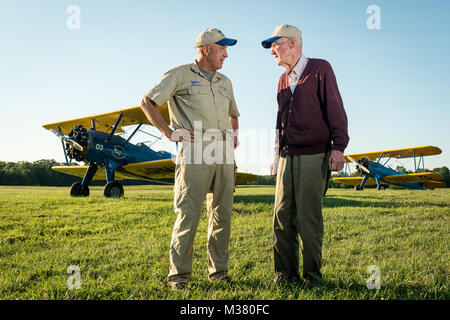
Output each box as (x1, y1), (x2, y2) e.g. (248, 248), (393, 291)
(0, 185), (448, 300)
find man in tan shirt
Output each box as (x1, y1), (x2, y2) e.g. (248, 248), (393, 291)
(140, 28), (239, 291)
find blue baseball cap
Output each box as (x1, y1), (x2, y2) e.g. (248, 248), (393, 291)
(261, 24), (302, 49)
(261, 36), (282, 49)
(216, 37), (237, 46)
(195, 28), (237, 47)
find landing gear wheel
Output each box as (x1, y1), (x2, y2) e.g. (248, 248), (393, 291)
(103, 181), (124, 198)
(355, 185), (364, 191)
(377, 184), (389, 190)
(70, 181), (90, 197)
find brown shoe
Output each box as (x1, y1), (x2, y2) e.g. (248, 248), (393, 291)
(302, 278), (323, 289)
(210, 275), (233, 285)
(169, 282), (188, 291)
(273, 273), (300, 285)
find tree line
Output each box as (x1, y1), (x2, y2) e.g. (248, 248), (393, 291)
(0, 160), (78, 186)
(0, 160), (448, 187)
(0, 160), (148, 186)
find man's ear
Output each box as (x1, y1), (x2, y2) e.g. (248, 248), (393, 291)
(288, 38), (296, 48)
(202, 45), (209, 56)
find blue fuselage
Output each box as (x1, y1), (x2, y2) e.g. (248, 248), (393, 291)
(367, 160), (425, 190)
(82, 130), (173, 171)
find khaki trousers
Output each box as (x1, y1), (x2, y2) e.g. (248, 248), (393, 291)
(273, 153), (330, 282)
(168, 138), (235, 284)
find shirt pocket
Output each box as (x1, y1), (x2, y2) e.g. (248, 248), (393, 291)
(187, 85), (211, 107)
(216, 86), (231, 112)
(175, 82), (194, 99)
(187, 84), (211, 96)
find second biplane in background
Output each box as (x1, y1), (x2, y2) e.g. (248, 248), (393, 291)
(332, 146), (446, 190)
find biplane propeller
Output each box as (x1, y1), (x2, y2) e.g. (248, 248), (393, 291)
(49, 128), (84, 153)
(347, 156), (370, 174)
(43, 104), (256, 198)
(332, 146), (446, 190)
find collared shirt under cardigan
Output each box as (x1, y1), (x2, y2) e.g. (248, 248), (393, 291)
(288, 54), (309, 94)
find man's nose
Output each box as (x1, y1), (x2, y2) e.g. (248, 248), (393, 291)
(223, 48), (228, 58)
(271, 47), (276, 55)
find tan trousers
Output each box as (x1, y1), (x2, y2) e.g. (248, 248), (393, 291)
(168, 138), (235, 284)
(273, 153), (330, 282)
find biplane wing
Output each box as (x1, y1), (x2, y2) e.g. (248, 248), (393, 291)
(344, 146), (442, 162)
(52, 165), (143, 181)
(121, 160), (257, 184)
(235, 172), (258, 185)
(121, 159), (176, 180)
(42, 104), (170, 135)
(332, 173), (446, 189)
(423, 181), (447, 190)
(331, 177), (377, 186)
(53, 159), (257, 185)
(382, 172), (444, 184)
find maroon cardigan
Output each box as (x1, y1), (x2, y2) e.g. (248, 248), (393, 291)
(276, 58), (349, 156)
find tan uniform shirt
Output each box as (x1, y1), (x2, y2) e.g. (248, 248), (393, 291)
(146, 62), (240, 132)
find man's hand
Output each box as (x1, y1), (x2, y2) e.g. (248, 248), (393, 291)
(230, 117), (239, 149)
(329, 149), (345, 171)
(232, 130), (239, 149)
(169, 128), (195, 143)
(270, 154), (280, 176)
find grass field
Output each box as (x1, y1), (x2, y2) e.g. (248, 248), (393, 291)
(0, 185), (448, 300)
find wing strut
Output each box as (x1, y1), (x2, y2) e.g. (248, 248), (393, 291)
(124, 123), (143, 145)
(58, 126), (69, 166)
(416, 154), (425, 172)
(106, 113), (123, 142)
(356, 175), (369, 190)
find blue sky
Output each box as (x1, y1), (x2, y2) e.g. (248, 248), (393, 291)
(1, 0), (449, 175)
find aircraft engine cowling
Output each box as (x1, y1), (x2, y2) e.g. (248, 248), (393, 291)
(357, 157), (370, 175)
(66, 125), (89, 161)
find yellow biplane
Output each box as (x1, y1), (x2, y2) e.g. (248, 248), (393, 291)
(332, 146), (446, 190)
(43, 104), (256, 197)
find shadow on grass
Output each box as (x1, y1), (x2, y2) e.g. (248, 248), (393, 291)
(315, 280), (447, 300)
(324, 195), (448, 209)
(234, 194), (448, 209)
(234, 194), (274, 206)
(209, 278), (447, 300)
(324, 197), (394, 209)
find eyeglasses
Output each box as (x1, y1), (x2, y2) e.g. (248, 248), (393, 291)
(271, 38), (288, 49)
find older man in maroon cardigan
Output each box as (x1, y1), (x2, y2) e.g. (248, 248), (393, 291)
(262, 24), (349, 288)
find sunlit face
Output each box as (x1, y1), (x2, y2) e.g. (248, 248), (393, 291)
(205, 43), (228, 71)
(270, 38), (290, 66)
